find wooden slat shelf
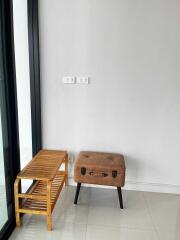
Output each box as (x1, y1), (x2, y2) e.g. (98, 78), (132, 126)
(22, 171), (66, 212)
(14, 150), (68, 231)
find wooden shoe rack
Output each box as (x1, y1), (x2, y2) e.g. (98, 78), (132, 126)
(14, 149), (68, 231)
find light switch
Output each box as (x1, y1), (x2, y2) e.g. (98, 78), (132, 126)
(62, 76), (76, 84)
(76, 77), (89, 84)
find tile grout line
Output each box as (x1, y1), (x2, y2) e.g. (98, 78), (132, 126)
(84, 187), (91, 240)
(87, 223), (161, 231)
(84, 223), (88, 240)
(84, 188), (160, 232)
(143, 192), (160, 240)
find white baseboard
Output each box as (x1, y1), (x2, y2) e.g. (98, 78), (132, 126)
(20, 177), (180, 195)
(124, 180), (180, 194)
(68, 177), (180, 194)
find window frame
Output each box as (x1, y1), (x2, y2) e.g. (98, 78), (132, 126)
(0, 0), (41, 239)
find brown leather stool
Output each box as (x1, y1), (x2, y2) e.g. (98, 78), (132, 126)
(74, 151), (126, 208)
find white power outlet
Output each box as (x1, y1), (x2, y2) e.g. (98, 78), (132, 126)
(76, 77), (89, 84)
(62, 76), (76, 84)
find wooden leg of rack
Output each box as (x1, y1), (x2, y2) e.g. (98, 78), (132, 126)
(47, 216), (52, 231)
(14, 178), (21, 227)
(65, 154), (68, 186)
(47, 181), (52, 231)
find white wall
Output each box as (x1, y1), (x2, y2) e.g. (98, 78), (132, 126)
(13, 0), (32, 169)
(39, 0), (180, 193)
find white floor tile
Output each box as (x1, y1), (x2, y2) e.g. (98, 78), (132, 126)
(119, 190), (154, 229)
(60, 186), (90, 207)
(52, 186), (89, 225)
(53, 204), (89, 225)
(144, 192), (180, 232)
(48, 222), (86, 240)
(123, 190), (147, 210)
(119, 227), (158, 240)
(87, 206), (121, 227)
(119, 208), (153, 230)
(86, 225), (120, 240)
(86, 225), (158, 240)
(156, 229), (180, 240)
(88, 187), (119, 208)
(9, 187), (180, 240)
(10, 221), (86, 240)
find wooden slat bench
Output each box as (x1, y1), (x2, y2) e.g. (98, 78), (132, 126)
(14, 149), (68, 231)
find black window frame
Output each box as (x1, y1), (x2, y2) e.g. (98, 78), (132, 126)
(0, 0), (20, 239)
(0, 0), (41, 239)
(28, 0), (42, 156)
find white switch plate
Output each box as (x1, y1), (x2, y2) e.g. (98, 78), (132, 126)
(76, 77), (89, 84)
(62, 76), (76, 84)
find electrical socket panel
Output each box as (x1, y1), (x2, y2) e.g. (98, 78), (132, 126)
(62, 76), (76, 84)
(76, 77), (89, 84)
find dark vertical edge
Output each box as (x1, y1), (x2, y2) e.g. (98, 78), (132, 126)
(1, 0), (20, 203)
(5, 0), (20, 187)
(0, 0), (20, 239)
(117, 187), (124, 209)
(27, 0), (36, 155)
(74, 183), (82, 204)
(28, 0), (42, 156)
(33, 0), (42, 153)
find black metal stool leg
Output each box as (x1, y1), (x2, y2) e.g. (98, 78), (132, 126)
(117, 187), (123, 209)
(74, 183), (81, 204)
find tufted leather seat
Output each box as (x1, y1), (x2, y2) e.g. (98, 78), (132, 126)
(74, 151), (126, 187)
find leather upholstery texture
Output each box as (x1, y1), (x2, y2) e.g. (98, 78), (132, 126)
(74, 151), (126, 187)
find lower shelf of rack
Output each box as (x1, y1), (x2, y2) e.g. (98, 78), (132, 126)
(20, 171), (66, 214)
(14, 150), (68, 231)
